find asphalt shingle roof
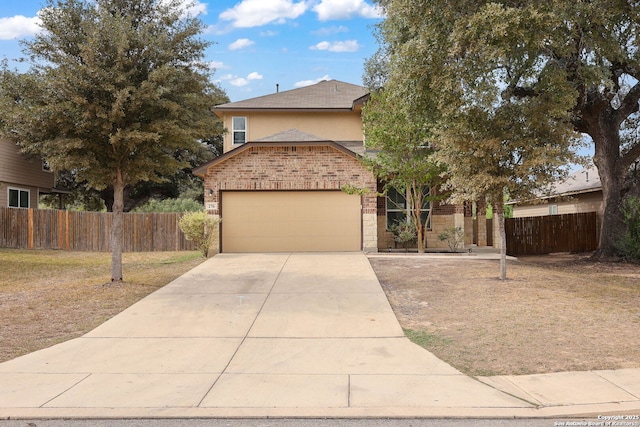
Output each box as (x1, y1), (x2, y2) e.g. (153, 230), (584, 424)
(215, 80), (369, 111)
(550, 165), (601, 196)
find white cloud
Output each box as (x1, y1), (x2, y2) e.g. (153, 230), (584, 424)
(207, 60), (226, 70)
(229, 38), (255, 50)
(312, 25), (349, 36)
(230, 77), (250, 86)
(260, 30), (279, 37)
(0, 15), (41, 40)
(219, 0), (308, 28)
(312, 0), (382, 21)
(294, 74), (331, 88)
(310, 40), (360, 52)
(221, 72), (264, 87)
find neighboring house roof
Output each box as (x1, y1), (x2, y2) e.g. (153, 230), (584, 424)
(509, 166), (601, 205)
(192, 130), (360, 177)
(548, 165), (601, 197)
(214, 80), (369, 112)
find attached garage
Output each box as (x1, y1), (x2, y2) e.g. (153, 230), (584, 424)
(221, 190), (361, 252)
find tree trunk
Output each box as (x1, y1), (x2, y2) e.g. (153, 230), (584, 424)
(111, 168), (124, 282)
(416, 225), (425, 253)
(495, 203), (507, 280)
(422, 208), (433, 250)
(410, 183), (426, 253)
(590, 123), (627, 260)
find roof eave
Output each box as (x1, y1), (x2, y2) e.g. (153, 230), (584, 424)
(213, 107), (358, 113)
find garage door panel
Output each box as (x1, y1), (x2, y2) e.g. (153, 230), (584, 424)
(222, 191), (361, 253)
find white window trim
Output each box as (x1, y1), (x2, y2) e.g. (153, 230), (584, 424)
(232, 116), (247, 145)
(549, 204), (558, 215)
(8, 187), (30, 209)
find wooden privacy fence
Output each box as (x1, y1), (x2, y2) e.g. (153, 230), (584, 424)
(505, 211), (598, 256)
(0, 207), (197, 252)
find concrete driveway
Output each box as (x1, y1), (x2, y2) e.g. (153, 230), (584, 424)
(0, 252), (589, 418)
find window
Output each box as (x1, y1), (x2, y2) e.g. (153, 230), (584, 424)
(386, 187), (431, 229)
(8, 188), (29, 208)
(232, 117), (246, 145)
(549, 204), (558, 215)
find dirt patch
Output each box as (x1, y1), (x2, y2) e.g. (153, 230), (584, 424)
(369, 253), (640, 377)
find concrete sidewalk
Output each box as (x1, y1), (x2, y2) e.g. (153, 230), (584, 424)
(0, 253), (638, 419)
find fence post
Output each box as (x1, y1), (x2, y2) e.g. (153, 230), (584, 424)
(65, 210), (70, 251)
(28, 208), (34, 249)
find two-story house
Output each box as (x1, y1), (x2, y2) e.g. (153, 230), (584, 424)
(0, 138), (56, 209)
(194, 80), (481, 254)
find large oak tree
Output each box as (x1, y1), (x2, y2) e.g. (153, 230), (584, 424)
(371, 0), (640, 263)
(0, 0), (223, 281)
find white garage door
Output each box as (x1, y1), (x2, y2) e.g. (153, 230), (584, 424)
(221, 191), (361, 252)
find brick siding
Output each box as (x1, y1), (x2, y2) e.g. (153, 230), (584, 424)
(203, 145), (376, 211)
(201, 144), (378, 252)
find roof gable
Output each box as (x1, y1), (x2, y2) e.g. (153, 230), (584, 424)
(192, 131), (360, 177)
(215, 80), (368, 111)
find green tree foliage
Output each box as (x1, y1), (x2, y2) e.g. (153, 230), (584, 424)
(178, 211), (218, 257)
(436, 96), (579, 278)
(362, 88), (446, 253)
(0, 0), (225, 281)
(373, 0), (640, 262)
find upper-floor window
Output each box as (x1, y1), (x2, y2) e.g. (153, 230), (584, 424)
(232, 117), (246, 145)
(386, 186), (431, 229)
(8, 188), (29, 208)
(549, 204), (558, 215)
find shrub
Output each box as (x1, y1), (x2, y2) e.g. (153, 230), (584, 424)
(615, 196), (640, 262)
(389, 221), (417, 248)
(438, 226), (465, 252)
(178, 211), (218, 257)
(133, 198), (204, 212)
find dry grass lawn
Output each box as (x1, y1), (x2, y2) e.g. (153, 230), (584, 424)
(370, 253), (640, 377)
(0, 249), (205, 363)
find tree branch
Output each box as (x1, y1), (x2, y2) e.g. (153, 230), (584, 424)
(613, 64), (640, 126)
(510, 86), (537, 98)
(620, 140), (640, 172)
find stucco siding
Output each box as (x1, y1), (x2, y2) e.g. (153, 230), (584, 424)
(513, 192), (603, 218)
(221, 111), (363, 153)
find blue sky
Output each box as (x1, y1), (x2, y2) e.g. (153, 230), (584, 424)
(0, 0), (382, 102)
